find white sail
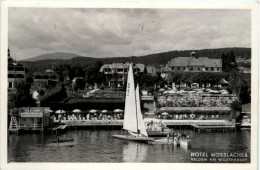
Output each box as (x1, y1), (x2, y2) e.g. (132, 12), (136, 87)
(123, 63), (138, 133)
(136, 84), (148, 137)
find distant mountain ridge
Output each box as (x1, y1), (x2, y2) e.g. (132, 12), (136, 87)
(23, 52), (81, 61)
(20, 47), (251, 72)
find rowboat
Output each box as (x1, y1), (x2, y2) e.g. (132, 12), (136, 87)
(50, 138), (74, 143)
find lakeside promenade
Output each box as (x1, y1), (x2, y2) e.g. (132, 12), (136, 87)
(53, 118), (236, 132)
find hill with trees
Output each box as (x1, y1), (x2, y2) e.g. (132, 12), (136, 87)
(20, 47), (251, 72)
(21, 52), (81, 61)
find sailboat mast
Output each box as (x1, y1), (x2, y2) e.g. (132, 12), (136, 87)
(135, 83), (139, 134)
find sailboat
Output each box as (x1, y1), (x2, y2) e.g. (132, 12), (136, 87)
(112, 63), (154, 142)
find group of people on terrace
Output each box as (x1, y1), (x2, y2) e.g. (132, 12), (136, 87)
(156, 113), (222, 120)
(158, 95), (236, 108)
(54, 112), (124, 122)
(146, 120), (167, 131)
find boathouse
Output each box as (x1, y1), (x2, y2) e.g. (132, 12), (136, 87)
(9, 107), (51, 133)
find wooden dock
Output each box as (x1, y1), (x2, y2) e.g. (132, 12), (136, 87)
(48, 125), (68, 134)
(51, 119), (237, 132)
(190, 124), (236, 133)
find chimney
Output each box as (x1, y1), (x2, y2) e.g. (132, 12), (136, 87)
(191, 51), (196, 57)
(8, 48), (10, 57)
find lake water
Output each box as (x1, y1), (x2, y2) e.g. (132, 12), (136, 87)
(8, 130), (250, 163)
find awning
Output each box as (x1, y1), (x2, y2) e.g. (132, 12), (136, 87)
(114, 109), (123, 113)
(72, 109), (81, 113)
(55, 109), (66, 114)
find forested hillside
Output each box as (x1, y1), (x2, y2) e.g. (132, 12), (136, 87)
(20, 47), (251, 72)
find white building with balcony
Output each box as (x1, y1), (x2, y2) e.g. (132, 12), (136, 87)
(8, 49), (26, 90)
(32, 69), (60, 90)
(99, 63), (146, 87)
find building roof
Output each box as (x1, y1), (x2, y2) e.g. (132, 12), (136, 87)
(99, 63), (146, 72)
(135, 63), (146, 72)
(99, 64), (111, 72)
(168, 56), (222, 68)
(33, 70), (59, 76)
(168, 57), (189, 67)
(237, 67), (251, 73)
(146, 66), (157, 76)
(202, 58), (222, 67)
(188, 57), (204, 66)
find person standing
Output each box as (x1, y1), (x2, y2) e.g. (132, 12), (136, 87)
(56, 130), (60, 143)
(167, 131), (170, 144)
(170, 129), (175, 144)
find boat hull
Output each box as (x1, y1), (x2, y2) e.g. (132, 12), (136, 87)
(239, 126), (251, 130)
(179, 139), (191, 149)
(50, 138), (74, 143)
(147, 131), (168, 137)
(112, 135), (154, 141)
(148, 137), (174, 145)
(239, 123), (251, 130)
(147, 137), (191, 148)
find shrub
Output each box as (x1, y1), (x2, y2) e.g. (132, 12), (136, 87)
(229, 100), (242, 112)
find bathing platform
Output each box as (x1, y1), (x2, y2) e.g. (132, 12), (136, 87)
(53, 119), (236, 132)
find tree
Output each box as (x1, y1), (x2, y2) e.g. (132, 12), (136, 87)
(9, 81), (36, 108)
(221, 51), (237, 72)
(239, 80), (251, 104)
(229, 100), (242, 119)
(171, 72), (182, 87)
(85, 60), (104, 85)
(139, 74), (155, 87)
(227, 68), (242, 96)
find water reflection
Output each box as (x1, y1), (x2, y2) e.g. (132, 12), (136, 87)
(8, 130), (250, 163)
(123, 142), (148, 162)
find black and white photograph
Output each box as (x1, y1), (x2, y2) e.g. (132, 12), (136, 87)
(1, 1), (258, 170)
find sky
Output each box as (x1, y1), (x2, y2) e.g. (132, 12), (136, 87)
(8, 8), (251, 60)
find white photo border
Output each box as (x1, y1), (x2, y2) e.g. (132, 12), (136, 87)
(1, 1), (258, 170)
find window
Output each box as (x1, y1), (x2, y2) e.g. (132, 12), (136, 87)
(217, 68), (220, 71)
(50, 76), (57, 80)
(16, 67), (25, 71)
(198, 67), (200, 71)
(211, 68), (214, 71)
(191, 67), (193, 71)
(172, 67), (175, 70)
(8, 74), (14, 78)
(9, 82), (12, 88)
(35, 75), (42, 79)
(17, 74), (24, 78)
(178, 67), (180, 70)
(206, 68), (208, 71)
(43, 75), (49, 79)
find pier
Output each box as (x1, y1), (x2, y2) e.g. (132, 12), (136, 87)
(59, 120), (123, 130)
(51, 119), (236, 133)
(190, 124), (236, 133)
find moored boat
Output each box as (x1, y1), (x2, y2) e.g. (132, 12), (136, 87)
(239, 123), (251, 130)
(239, 115), (251, 130)
(147, 130), (169, 137)
(179, 138), (191, 149)
(113, 135), (154, 141)
(50, 138), (74, 143)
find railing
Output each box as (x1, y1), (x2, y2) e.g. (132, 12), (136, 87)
(19, 124), (26, 129)
(65, 120), (123, 126)
(54, 117), (123, 123)
(29, 124), (43, 129)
